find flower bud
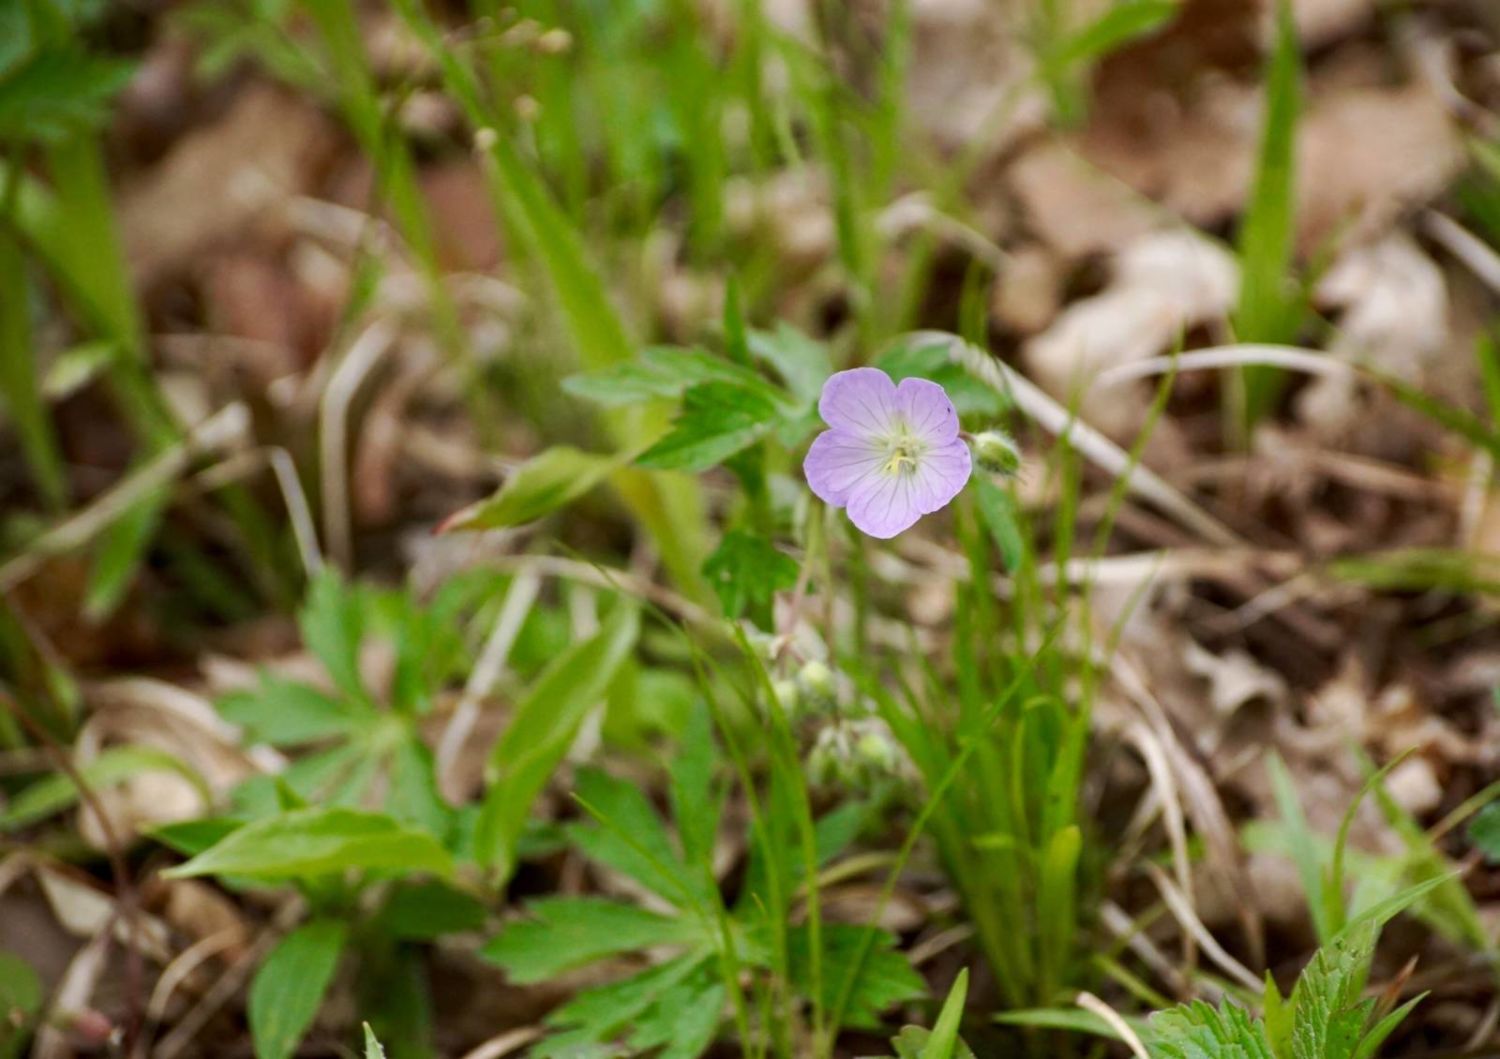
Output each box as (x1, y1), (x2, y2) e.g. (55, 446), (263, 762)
(972, 429), (1021, 476)
(771, 678), (800, 713)
(795, 659), (836, 709)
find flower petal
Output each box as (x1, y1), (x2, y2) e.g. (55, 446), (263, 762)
(818, 367), (899, 437)
(804, 429), (886, 507)
(845, 472), (925, 539)
(910, 437), (972, 513)
(895, 376), (960, 443)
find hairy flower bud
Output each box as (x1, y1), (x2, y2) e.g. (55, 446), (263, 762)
(972, 429), (1021, 476)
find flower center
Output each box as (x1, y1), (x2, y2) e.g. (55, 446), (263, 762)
(881, 427), (925, 477)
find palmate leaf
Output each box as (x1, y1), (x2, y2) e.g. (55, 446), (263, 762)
(0, 48), (135, 143)
(535, 955), (720, 1059)
(791, 925), (926, 1031)
(702, 529), (799, 619)
(480, 897), (709, 984)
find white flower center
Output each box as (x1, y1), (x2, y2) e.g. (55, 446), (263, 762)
(881, 422), (927, 477)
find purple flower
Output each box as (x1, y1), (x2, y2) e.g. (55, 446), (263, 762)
(804, 368), (972, 539)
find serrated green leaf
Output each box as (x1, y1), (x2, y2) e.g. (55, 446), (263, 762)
(0, 49), (136, 143)
(792, 925), (925, 1030)
(701, 529), (799, 619)
(1, 745), (209, 831)
(163, 807), (454, 881)
(249, 920), (347, 1059)
(440, 446), (623, 531)
(1147, 999), (1275, 1059)
(475, 603), (639, 875)
(637, 383), (781, 472)
(480, 897), (707, 983)
(537, 956), (709, 1057)
(571, 766), (696, 906)
(1289, 918), (1377, 1059)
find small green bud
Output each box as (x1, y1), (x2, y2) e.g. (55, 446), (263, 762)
(854, 727), (898, 774)
(972, 429), (1021, 476)
(771, 678), (800, 713)
(796, 659), (836, 704)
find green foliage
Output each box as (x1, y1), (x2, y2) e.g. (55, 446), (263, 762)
(440, 447), (623, 531)
(1468, 802), (1500, 863)
(249, 920), (348, 1059)
(0, 952), (42, 1059)
(702, 529), (800, 619)
(637, 382), (785, 472)
(163, 807), (455, 881)
(1235, 0), (1305, 425)
(475, 601), (640, 877)
(0, 3), (135, 144)
(481, 722), (923, 1057)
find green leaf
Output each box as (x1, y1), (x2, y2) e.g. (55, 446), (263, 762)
(1147, 999), (1275, 1059)
(1289, 918), (1378, 1059)
(637, 383), (781, 472)
(701, 529), (799, 619)
(537, 956), (710, 1057)
(975, 477), (1025, 571)
(85, 494), (165, 621)
(0, 222), (66, 508)
(1051, 0), (1178, 69)
(571, 766), (696, 907)
(920, 969), (969, 1059)
(439, 446), (623, 531)
(480, 897), (706, 984)
(563, 346), (772, 408)
(362, 1024), (387, 1059)
(0, 49), (136, 143)
(1235, 0), (1305, 421)
(217, 678), (369, 747)
(0, 952), (42, 1059)
(994, 1008), (1135, 1040)
(875, 335), (1007, 418)
(249, 920), (348, 1059)
(667, 704), (720, 871)
(299, 570), (368, 703)
(163, 807), (454, 881)
(1, 745), (209, 831)
(794, 925), (925, 1030)
(475, 603), (639, 875)
(375, 880), (487, 940)
(1468, 801), (1500, 863)
(748, 323), (831, 406)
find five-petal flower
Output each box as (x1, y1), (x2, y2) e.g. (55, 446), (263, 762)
(803, 368), (972, 538)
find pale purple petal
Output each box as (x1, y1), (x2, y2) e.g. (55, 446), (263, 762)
(895, 377), (960, 443)
(804, 429), (886, 506)
(846, 472), (925, 539)
(818, 367), (899, 438)
(910, 437), (971, 513)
